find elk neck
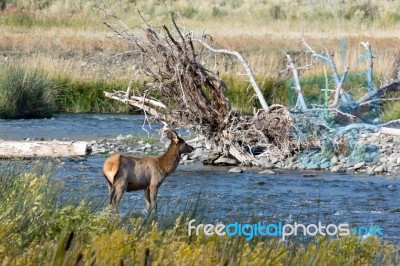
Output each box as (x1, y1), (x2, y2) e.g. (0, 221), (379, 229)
(157, 141), (181, 176)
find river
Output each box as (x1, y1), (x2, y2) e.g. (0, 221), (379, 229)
(1, 114), (399, 244)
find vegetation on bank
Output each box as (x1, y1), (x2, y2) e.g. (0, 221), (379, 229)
(0, 64), (132, 118)
(1, 63), (399, 120)
(0, 65), (56, 119)
(1, 0), (400, 30)
(0, 0), (399, 120)
(0, 166), (398, 265)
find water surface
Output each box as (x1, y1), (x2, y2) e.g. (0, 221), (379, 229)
(1, 114), (399, 244)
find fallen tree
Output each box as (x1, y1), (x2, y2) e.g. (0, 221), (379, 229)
(101, 12), (400, 165)
(0, 141), (90, 158)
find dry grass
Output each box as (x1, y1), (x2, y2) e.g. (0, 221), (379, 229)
(1, 0), (400, 77)
(1, 0), (400, 116)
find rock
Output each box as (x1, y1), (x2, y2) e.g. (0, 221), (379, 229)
(331, 165), (346, 173)
(353, 162), (365, 170)
(366, 167), (375, 175)
(214, 156), (238, 166)
(259, 170), (275, 175)
(270, 158), (279, 164)
(144, 143), (153, 149)
(229, 167), (243, 173)
(374, 165), (387, 173)
(116, 134), (124, 141)
(287, 157), (295, 163)
(364, 144), (378, 153)
(338, 154), (346, 161)
(331, 156), (339, 164)
(381, 136), (393, 144)
(258, 156), (269, 165)
(387, 164), (395, 171)
(261, 162), (275, 169)
(397, 157), (400, 165)
(182, 154), (189, 161)
(256, 181), (266, 185)
(191, 148), (205, 160)
(368, 135), (379, 144)
(379, 157), (388, 163)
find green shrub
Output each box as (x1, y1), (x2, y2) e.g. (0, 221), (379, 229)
(0, 65), (57, 119)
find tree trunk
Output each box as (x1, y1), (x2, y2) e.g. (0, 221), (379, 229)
(0, 141), (90, 158)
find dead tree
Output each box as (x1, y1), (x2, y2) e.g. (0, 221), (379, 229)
(101, 13), (296, 165)
(285, 39), (400, 135)
(102, 12), (400, 165)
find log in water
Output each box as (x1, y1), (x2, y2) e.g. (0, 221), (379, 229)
(0, 141), (90, 158)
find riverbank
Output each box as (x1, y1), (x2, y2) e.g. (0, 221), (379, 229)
(86, 128), (400, 177)
(2, 1), (400, 119)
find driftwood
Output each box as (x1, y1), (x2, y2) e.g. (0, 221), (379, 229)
(0, 141), (90, 158)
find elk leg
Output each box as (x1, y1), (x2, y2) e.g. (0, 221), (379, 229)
(149, 186), (158, 212)
(111, 181), (127, 209)
(109, 185), (115, 205)
(144, 187), (151, 211)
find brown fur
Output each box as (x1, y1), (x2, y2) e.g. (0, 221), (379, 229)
(103, 130), (194, 211)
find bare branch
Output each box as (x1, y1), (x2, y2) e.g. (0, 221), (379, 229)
(192, 38), (269, 111)
(286, 53), (307, 111)
(360, 41), (375, 93)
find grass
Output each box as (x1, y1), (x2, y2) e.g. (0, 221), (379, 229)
(53, 75), (132, 113)
(0, 165), (398, 265)
(1, 0), (400, 120)
(224, 74), (287, 114)
(0, 65), (56, 119)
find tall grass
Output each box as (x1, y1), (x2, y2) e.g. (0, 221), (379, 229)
(224, 74), (287, 114)
(1, 0), (400, 119)
(53, 75), (132, 113)
(0, 65), (56, 119)
(0, 165), (398, 265)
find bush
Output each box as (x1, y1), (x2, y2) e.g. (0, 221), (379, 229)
(0, 65), (57, 119)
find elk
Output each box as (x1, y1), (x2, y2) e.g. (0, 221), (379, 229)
(103, 130), (194, 212)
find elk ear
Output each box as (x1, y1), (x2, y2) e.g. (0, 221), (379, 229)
(167, 130), (179, 143)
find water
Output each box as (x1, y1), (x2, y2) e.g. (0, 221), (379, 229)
(1, 114), (400, 244)
(0, 113), (161, 140)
